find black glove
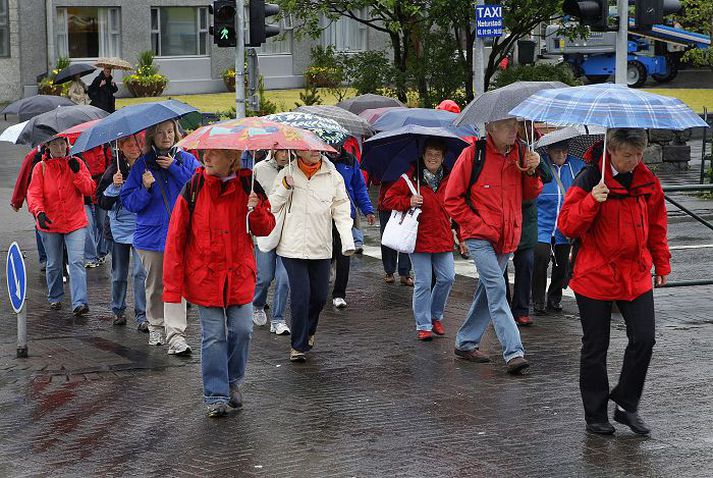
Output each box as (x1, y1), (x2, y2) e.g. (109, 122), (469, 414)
(37, 212), (52, 229)
(68, 157), (80, 173)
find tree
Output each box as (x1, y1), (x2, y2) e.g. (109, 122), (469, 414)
(676, 0), (713, 69)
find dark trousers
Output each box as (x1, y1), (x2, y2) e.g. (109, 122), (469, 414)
(575, 290), (656, 424)
(505, 248), (534, 317)
(281, 257), (330, 353)
(532, 242), (571, 308)
(332, 222), (349, 299)
(379, 210), (411, 276)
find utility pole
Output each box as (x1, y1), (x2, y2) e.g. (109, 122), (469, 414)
(235, 0), (246, 118)
(473, 0), (485, 95)
(615, 0), (628, 85)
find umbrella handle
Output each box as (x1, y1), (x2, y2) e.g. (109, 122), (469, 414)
(600, 131), (607, 186)
(250, 150), (256, 193)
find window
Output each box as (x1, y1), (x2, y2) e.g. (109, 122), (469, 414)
(55, 7), (121, 59)
(151, 7), (209, 57)
(321, 11), (368, 52)
(0, 0), (8, 57)
(256, 15), (293, 55)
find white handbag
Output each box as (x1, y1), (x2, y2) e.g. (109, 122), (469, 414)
(381, 174), (421, 254)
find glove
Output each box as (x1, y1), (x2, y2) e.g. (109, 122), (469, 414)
(37, 212), (52, 229)
(68, 157), (80, 173)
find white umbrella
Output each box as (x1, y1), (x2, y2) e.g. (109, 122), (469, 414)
(0, 121), (30, 144)
(535, 125), (607, 159)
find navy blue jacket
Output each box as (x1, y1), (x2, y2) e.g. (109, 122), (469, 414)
(332, 151), (374, 218)
(536, 154), (585, 245)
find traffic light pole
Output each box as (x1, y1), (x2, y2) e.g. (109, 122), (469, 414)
(615, 0), (628, 85)
(235, 0), (246, 118)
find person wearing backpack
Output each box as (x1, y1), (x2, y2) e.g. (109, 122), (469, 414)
(164, 148), (275, 418)
(444, 118), (542, 374)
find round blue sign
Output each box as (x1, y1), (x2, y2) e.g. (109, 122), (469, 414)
(6, 242), (27, 313)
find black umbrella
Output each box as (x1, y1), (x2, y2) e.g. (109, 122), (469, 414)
(336, 94), (404, 115)
(16, 104), (109, 147)
(54, 63), (97, 85)
(1, 95), (76, 122)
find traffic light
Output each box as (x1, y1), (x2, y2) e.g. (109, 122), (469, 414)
(635, 0), (681, 30)
(210, 0), (237, 47)
(562, 0), (609, 31)
(247, 0), (281, 47)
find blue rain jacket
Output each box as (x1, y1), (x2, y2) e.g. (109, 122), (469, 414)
(536, 154), (585, 245)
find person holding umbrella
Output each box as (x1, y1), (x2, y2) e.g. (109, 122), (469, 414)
(27, 136), (96, 315)
(68, 75), (91, 105)
(120, 120), (201, 352)
(89, 67), (118, 113)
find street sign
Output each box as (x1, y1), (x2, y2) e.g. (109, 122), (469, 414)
(6, 242), (27, 314)
(476, 4), (504, 38)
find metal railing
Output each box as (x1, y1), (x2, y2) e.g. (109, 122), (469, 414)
(698, 107), (712, 184)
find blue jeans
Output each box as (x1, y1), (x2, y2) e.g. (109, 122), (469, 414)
(111, 242), (147, 323)
(352, 226), (364, 248)
(95, 205), (112, 257)
(36, 227), (47, 263)
(455, 239), (525, 362)
(198, 304), (253, 405)
(84, 205), (99, 263)
(409, 252), (455, 331)
(379, 210), (411, 276)
(253, 248), (289, 323)
(40, 228), (88, 309)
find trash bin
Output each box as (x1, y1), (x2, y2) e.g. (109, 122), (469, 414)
(517, 40), (536, 65)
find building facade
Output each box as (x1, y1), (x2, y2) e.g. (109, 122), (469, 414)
(0, 0), (390, 103)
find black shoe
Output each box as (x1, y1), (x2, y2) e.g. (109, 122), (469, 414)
(72, 304), (89, 317)
(586, 422), (616, 435)
(614, 408), (650, 435)
(137, 321), (149, 333)
(112, 314), (127, 326)
(533, 304), (547, 316)
(49, 302), (62, 310)
(547, 301), (563, 312)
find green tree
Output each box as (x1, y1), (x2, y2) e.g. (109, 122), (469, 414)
(676, 0), (713, 68)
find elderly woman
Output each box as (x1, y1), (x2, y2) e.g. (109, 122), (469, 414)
(270, 149), (354, 363)
(67, 74), (90, 105)
(120, 120), (201, 352)
(383, 138), (458, 341)
(558, 128), (670, 436)
(164, 149), (275, 417)
(27, 136), (95, 315)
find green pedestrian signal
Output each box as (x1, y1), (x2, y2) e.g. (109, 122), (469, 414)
(220, 27), (230, 40)
(209, 0), (237, 47)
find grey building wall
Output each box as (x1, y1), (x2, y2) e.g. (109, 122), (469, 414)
(0, 0), (22, 102)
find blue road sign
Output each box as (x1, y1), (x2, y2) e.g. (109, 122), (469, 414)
(476, 5), (503, 38)
(6, 242), (27, 313)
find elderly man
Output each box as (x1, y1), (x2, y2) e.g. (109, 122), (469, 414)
(444, 117), (543, 374)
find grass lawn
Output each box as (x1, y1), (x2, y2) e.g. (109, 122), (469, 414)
(643, 88), (713, 113)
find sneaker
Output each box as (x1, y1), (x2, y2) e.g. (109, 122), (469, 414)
(308, 335), (315, 348)
(228, 385), (243, 409)
(252, 308), (268, 326)
(506, 356), (530, 374)
(384, 273), (395, 284)
(514, 315), (534, 326)
(207, 402), (228, 418)
(400, 276), (414, 287)
(97, 255), (108, 265)
(112, 314), (126, 326)
(355, 247), (364, 255)
(72, 304), (89, 317)
(148, 330), (164, 346)
(137, 321), (149, 333)
(270, 321), (291, 335)
(432, 320), (445, 336)
(85, 261), (100, 269)
(167, 339), (192, 356)
(62, 275), (68, 283)
(49, 302), (62, 310)
(333, 297), (347, 309)
(417, 330), (433, 341)
(290, 348), (306, 362)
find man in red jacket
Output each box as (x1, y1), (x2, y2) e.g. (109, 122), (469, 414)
(558, 128), (670, 436)
(444, 118), (542, 374)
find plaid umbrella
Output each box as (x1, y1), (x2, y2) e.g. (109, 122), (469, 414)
(294, 105), (374, 138)
(509, 83), (709, 130)
(264, 112), (348, 146)
(336, 94), (404, 115)
(535, 126), (606, 159)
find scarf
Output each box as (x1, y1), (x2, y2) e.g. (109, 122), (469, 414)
(422, 167), (444, 192)
(298, 159), (321, 179)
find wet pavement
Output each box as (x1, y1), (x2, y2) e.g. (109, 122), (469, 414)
(1, 129), (713, 477)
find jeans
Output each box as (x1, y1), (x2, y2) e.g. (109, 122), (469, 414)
(352, 226), (364, 248)
(40, 228), (88, 309)
(409, 252), (455, 331)
(84, 205), (99, 263)
(198, 304), (253, 405)
(36, 227), (47, 263)
(505, 248), (534, 317)
(111, 242), (147, 323)
(455, 239), (525, 362)
(332, 222), (350, 299)
(379, 210), (411, 276)
(281, 257), (330, 352)
(94, 205), (112, 257)
(253, 248), (289, 323)
(532, 242), (571, 309)
(576, 291), (656, 424)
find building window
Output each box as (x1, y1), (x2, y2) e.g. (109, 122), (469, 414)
(321, 11), (367, 52)
(55, 7), (121, 59)
(256, 15), (293, 55)
(0, 0), (9, 58)
(151, 7), (209, 57)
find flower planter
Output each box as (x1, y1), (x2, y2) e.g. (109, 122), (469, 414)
(125, 80), (167, 98)
(224, 76), (236, 92)
(38, 84), (64, 96)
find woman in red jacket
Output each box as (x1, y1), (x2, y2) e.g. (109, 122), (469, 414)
(558, 128), (670, 436)
(27, 136), (96, 315)
(383, 139), (458, 341)
(163, 149), (275, 418)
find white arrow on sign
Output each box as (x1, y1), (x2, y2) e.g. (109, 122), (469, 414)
(10, 253), (21, 300)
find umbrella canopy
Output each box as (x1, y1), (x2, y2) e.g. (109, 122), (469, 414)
(336, 94), (405, 115)
(263, 112), (348, 146)
(373, 108), (479, 138)
(175, 117), (337, 153)
(362, 125), (469, 183)
(56, 119), (103, 142)
(1, 95), (76, 122)
(54, 63), (96, 85)
(0, 120), (29, 144)
(509, 83), (709, 130)
(535, 126), (606, 159)
(15, 105), (109, 147)
(94, 57), (133, 70)
(71, 100), (197, 155)
(359, 106), (408, 124)
(294, 105), (374, 138)
(455, 81), (569, 126)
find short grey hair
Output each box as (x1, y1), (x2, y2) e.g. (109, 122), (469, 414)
(607, 128), (648, 152)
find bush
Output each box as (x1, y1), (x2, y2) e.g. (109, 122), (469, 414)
(418, 27), (470, 107)
(491, 62), (582, 89)
(294, 84), (322, 107)
(343, 50), (395, 95)
(123, 51), (168, 97)
(305, 46), (345, 87)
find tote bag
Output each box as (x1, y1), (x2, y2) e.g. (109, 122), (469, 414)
(381, 174), (421, 254)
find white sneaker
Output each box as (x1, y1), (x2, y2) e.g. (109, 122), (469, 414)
(333, 297), (347, 309)
(270, 321), (291, 335)
(252, 307), (268, 326)
(168, 339), (192, 356)
(148, 330), (164, 346)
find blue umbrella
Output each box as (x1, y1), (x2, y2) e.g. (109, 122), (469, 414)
(509, 83), (708, 130)
(71, 99), (198, 155)
(362, 125), (469, 183)
(372, 108), (479, 138)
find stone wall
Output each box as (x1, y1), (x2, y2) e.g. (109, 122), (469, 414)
(644, 129), (692, 172)
(0, 0), (22, 103)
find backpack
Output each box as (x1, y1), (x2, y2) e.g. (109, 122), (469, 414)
(463, 139), (524, 213)
(181, 170), (266, 214)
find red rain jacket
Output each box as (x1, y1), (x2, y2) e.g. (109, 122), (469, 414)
(163, 168), (275, 307)
(558, 154), (671, 301)
(444, 135), (542, 254)
(11, 147), (42, 210)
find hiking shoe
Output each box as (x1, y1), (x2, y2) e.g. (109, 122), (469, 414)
(72, 304), (89, 317)
(506, 356), (530, 374)
(270, 321), (291, 335)
(417, 330), (433, 341)
(431, 320), (445, 336)
(148, 330), (164, 346)
(49, 302), (62, 310)
(207, 402), (228, 418)
(454, 348), (491, 363)
(97, 255), (108, 265)
(168, 339), (192, 356)
(308, 335), (315, 348)
(290, 348), (306, 362)
(112, 314), (127, 326)
(137, 321), (149, 333)
(400, 276), (414, 287)
(85, 261), (100, 269)
(333, 297), (347, 309)
(252, 308), (268, 326)
(384, 273), (395, 284)
(228, 385), (243, 409)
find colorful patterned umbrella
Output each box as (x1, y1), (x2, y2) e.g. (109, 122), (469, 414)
(263, 112), (348, 146)
(175, 117), (337, 153)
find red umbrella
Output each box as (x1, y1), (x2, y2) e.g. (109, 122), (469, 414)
(57, 119), (103, 143)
